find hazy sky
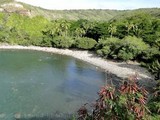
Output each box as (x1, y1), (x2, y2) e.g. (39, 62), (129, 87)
(15, 0), (160, 10)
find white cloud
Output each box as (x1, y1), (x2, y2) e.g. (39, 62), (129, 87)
(15, 0), (160, 10)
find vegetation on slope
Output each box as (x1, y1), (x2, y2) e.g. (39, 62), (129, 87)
(111, 8), (160, 21)
(0, 1), (159, 118)
(0, 0), (160, 21)
(21, 3), (122, 21)
(0, 0), (121, 21)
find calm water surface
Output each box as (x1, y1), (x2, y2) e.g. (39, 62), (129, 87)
(0, 50), (107, 119)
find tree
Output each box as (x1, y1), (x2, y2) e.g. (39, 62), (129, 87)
(70, 19), (94, 38)
(57, 20), (70, 36)
(125, 21), (135, 35)
(108, 24), (117, 38)
(74, 27), (85, 37)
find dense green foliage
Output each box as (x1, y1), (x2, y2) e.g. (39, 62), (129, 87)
(74, 37), (97, 49)
(0, 11), (159, 78)
(148, 80), (160, 117)
(96, 36), (149, 61)
(51, 36), (74, 48)
(96, 37), (120, 58)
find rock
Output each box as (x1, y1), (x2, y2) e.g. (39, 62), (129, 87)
(14, 112), (21, 119)
(0, 113), (6, 118)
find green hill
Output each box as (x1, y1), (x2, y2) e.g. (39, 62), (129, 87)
(14, 2), (123, 21)
(0, 0), (159, 21)
(110, 8), (160, 21)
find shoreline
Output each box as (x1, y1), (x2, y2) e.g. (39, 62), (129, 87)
(0, 45), (153, 80)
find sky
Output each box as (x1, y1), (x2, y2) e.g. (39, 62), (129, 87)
(15, 0), (160, 10)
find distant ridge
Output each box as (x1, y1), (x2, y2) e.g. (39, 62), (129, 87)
(0, 0), (159, 21)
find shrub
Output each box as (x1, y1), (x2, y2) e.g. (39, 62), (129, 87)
(117, 36), (149, 61)
(51, 36), (74, 48)
(74, 37), (97, 50)
(141, 47), (160, 80)
(118, 48), (134, 61)
(96, 36), (149, 61)
(148, 79), (160, 119)
(97, 46), (111, 58)
(0, 29), (10, 43)
(96, 37), (121, 58)
(148, 59), (160, 80)
(29, 36), (43, 46)
(141, 47), (159, 61)
(39, 36), (52, 47)
(17, 40), (31, 46)
(78, 74), (150, 120)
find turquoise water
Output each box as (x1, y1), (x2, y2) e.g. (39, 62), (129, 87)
(0, 49), (107, 119)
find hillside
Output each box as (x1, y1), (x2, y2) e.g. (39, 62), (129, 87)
(0, 0), (159, 21)
(0, 0), (120, 21)
(111, 8), (160, 21)
(6, 1), (123, 21)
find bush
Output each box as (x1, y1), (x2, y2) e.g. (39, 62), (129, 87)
(51, 36), (74, 48)
(140, 47), (160, 79)
(0, 29), (10, 43)
(78, 74), (150, 120)
(96, 37), (121, 58)
(39, 36), (52, 47)
(97, 46), (111, 58)
(117, 36), (149, 61)
(118, 48), (134, 61)
(147, 59), (160, 80)
(29, 36), (43, 46)
(74, 37), (97, 50)
(96, 36), (149, 61)
(148, 80), (160, 118)
(141, 47), (159, 61)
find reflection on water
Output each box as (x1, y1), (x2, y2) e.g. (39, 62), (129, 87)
(0, 50), (111, 119)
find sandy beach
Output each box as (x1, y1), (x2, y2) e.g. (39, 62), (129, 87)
(0, 45), (154, 81)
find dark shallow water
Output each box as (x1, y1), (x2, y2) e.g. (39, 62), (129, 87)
(0, 49), (111, 119)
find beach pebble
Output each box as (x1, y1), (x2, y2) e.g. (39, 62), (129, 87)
(14, 113), (21, 119)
